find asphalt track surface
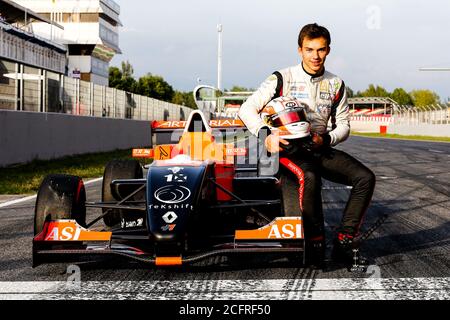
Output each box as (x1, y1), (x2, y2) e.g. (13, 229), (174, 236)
(0, 136), (449, 300)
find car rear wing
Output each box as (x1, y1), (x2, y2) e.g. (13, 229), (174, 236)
(152, 119), (246, 130)
(151, 119), (246, 145)
(133, 112), (275, 175)
(140, 118), (252, 162)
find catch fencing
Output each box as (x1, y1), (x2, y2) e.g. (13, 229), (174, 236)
(350, 104), (450, 136)
(392, 104), (449, 125)
(0, 57), (193, 121)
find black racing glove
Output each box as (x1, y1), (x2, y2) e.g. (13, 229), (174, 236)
(279, 135), (315, 155)
(279, 133), (331, 156)
(320, 133), (331, 147)
(311, 132), (331, 151)
(298, 135), (315, 153)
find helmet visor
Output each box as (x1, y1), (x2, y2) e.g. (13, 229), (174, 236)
(269, 108), (308, 127)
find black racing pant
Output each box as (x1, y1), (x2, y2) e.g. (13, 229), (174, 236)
(279, 147), (376, 241)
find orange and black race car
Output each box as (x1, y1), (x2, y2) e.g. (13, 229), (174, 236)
(32, 111), (308, 267)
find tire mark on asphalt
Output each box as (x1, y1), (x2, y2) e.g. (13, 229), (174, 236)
(2, 277), (450, 300)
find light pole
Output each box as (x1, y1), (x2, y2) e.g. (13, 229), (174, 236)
(419, 68), (450, 71)
(217, 24), (223, 91)
(419, 67), (449, 120)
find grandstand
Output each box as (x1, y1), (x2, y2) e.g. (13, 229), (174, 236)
(348, 97), (399, 116)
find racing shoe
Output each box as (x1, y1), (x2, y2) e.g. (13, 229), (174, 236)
(305, 238), (326, 269)
(331, 231), (368, 272)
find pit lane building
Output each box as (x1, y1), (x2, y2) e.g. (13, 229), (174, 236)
(12, 0), (122, 86)
(0, 0), (196, 167)
(0, 0), (67, 111)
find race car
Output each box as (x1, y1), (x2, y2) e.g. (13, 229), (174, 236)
(32, 110), (309, 267)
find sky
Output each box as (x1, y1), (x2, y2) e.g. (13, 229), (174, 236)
(111, 0), (450, 101)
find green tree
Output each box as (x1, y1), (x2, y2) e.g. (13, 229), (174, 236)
(172, 91), (197, 109)
(183, 92), (197, 109)
(390, 88), (413, 105)
(121, 60), (134, 79)
(108, 61), (137, 93)
(136, 73), (174, 101)
(346, 86), (354, 98)
(116, 76), (137, 93)
(409, 90), (440, 107)
(227, 85), (253, 92)
(360, 84), (389, 97)
(108, 66), (122, 88)
(109, 61), (194, 108)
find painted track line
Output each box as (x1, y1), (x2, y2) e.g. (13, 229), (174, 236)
(0, 177), (103, 208)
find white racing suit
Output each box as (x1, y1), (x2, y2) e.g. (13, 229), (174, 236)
(239, 63), (350, 145)
(239, 64), (375, 263)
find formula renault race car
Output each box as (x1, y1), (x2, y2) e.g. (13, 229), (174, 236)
(32, 110), (309, 268)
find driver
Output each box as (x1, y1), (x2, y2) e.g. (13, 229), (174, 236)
(238, 23), (376, 268)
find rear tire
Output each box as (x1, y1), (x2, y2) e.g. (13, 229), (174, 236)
(34, 174), (86, 236)
(102, 159), (143, 227)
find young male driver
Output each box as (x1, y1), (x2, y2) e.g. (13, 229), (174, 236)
(238, 23), (376, 267)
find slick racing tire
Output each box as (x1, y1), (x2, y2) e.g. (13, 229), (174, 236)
(102, 159), (143, 227)
(34, 174), (86, 236)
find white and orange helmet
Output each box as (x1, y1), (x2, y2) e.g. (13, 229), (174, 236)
(260, 96), (310, 139)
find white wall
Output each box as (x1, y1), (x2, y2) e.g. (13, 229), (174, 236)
(388, 124), (450, 137)
(90, 73), (108, 86)
(68, 56), (92, 73)
(350, 121), (450, 137)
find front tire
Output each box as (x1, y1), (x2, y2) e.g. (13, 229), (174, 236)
(101, 159), (143, 227)
(34, 174), (86, 235)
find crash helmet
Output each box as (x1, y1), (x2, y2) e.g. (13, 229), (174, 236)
(260, 96), (310, 139)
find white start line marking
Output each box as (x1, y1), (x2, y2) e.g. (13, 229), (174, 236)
(0, 277), (449, 300)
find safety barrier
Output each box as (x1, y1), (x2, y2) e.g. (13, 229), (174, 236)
(0, 109), (153, 167)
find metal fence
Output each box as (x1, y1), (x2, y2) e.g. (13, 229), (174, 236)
(75, 79), (193, 120)
(393, 104), (450, 125)
(0, 57), (193, 121)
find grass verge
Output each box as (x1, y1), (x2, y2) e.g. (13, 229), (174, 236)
(0, 148), (151, 195)
(351, 132), (450, 143)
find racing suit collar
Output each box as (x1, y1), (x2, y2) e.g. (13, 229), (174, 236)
(300, 62), (325, 83)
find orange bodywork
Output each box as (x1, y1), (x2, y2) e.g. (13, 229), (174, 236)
(175, 131), (234, 163)
(132, 148), (154, 158)
(155, 256), (182, 266)
(235, 217), (304, 240)
(35, 220), (112, 242)
(152, 119), (245, 129)
(133, 131), (236, 163)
